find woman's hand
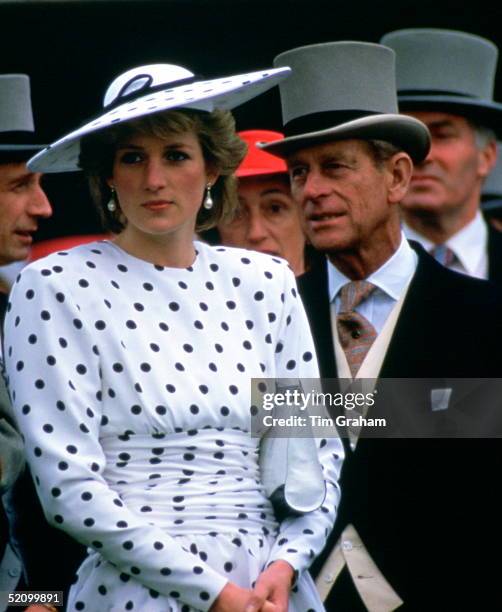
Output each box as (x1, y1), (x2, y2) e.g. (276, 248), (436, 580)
(210, 581), (277, 612)
(244, 560), (295, 612)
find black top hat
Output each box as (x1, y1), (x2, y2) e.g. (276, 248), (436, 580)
(260, 41), (430, 162)
(381, 29), (502, 136)
(0, 74), (44, 162)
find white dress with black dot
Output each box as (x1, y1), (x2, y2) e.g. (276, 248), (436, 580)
(4, 241), (343, 612)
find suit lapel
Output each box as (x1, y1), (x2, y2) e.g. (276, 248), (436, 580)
(487, 224), (502, 285)
(380, 242), (448, 377)
(297, 257), (338, 378)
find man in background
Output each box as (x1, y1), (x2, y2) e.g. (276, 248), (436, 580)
(382, 28), (502, 283)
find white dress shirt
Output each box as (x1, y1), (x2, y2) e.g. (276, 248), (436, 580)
(327, 233), (418, 333)
(403, 211), (488, 280)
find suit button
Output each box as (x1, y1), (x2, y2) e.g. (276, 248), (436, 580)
(8, 567), (20, 577)
(342, 539), (353, 551)
(324, 573), (335, 583)
(351, 329), (361, 339)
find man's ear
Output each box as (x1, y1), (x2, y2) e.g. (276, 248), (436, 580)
(478, 139), (497, 180)
(386, 152), (413, 204)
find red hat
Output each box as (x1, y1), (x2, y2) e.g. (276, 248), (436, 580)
(236, 130), (287, 177)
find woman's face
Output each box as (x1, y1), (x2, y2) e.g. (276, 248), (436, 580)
(109, 130), (216, 245)
(218, 174), (306, 276)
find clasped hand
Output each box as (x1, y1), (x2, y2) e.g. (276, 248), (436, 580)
(210, 560), (295, 612)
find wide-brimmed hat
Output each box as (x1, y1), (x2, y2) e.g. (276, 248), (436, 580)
(28, 63), (290, 174)
(381, 29), (502, 135)
(0, 74), (45, 162)
(260, 41), (430, 162)
(236, 130), (287, 177)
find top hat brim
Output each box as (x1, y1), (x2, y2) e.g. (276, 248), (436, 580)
(0, 144), (45, 164)
(397, 95), (502, 137)
(260, 114), (431, 163)
(27, 67), (291, 174)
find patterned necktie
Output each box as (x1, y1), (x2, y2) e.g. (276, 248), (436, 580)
(430, 244), (457, 268)
(336, 281), (377, 377)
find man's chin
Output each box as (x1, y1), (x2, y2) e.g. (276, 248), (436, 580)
(400, 198), (446, 214)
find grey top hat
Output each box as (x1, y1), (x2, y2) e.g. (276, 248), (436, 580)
(260, 41), (430, 162)
(0, 74), (44, 160)
(482, 143), (502, 212)
(381, 29), (502, 135)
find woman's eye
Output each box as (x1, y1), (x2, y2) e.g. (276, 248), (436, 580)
(267, 202), (286, 215)
(166, 150), (189, 162)
(118, 151), (143, 164)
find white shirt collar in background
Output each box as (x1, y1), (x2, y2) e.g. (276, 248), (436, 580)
(403, 211), (488, 279)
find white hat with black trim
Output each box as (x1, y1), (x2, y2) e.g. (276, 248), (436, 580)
(28, 63), (291, 173)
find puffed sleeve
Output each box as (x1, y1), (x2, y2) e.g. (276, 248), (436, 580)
(3, 265), (228, 611)
(265, 264), (344, 573)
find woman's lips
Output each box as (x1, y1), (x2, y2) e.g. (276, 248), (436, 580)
(141, 200), (172, 211)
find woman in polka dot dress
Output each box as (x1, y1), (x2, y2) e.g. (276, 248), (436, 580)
(3, 64), (343, 612)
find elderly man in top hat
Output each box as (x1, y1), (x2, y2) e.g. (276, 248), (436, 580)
(262, 41), (502, 610)
(381, 29), (502, 284)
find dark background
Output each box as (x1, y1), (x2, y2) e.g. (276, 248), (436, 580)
(1, 0), (502, 240)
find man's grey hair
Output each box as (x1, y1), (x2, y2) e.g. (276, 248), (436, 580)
(365, 139), (402, 168)
(469, 121), (496, 149)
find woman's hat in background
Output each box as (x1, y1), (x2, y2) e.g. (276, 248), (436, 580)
(28, 63), (291, 174)
(0, 74), (45, 162)
(381, 29), (502, 136)
(260, 41), (430, 162)
(236, 130), (287, 177)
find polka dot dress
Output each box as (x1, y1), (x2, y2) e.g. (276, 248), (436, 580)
(4, 241), (343, 612)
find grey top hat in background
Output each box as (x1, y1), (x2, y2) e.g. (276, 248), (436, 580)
(0, 74), (44, 161)
(482, 143), (502, 212)
(381, 29), (502, 136)
(260, 41), (430, 162)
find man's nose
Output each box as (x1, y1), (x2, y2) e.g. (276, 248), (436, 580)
(300, 170), (330, 202)
(29, 181), (52, 219)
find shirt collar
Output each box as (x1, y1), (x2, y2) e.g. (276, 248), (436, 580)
(403, 212), (487, 277)
(327, 233), (418, 302)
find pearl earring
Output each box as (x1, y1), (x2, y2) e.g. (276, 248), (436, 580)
(107, 187), (117, 212)
(203, 183), (214, 210)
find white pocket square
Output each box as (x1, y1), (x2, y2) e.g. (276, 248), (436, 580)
(431, 388), (453, 412)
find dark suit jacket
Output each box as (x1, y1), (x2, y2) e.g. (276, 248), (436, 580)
(299, 244), (502, 611)
(488, 224), (502, 285)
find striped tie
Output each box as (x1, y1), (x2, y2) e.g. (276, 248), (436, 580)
(336, 281), (377, 377)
